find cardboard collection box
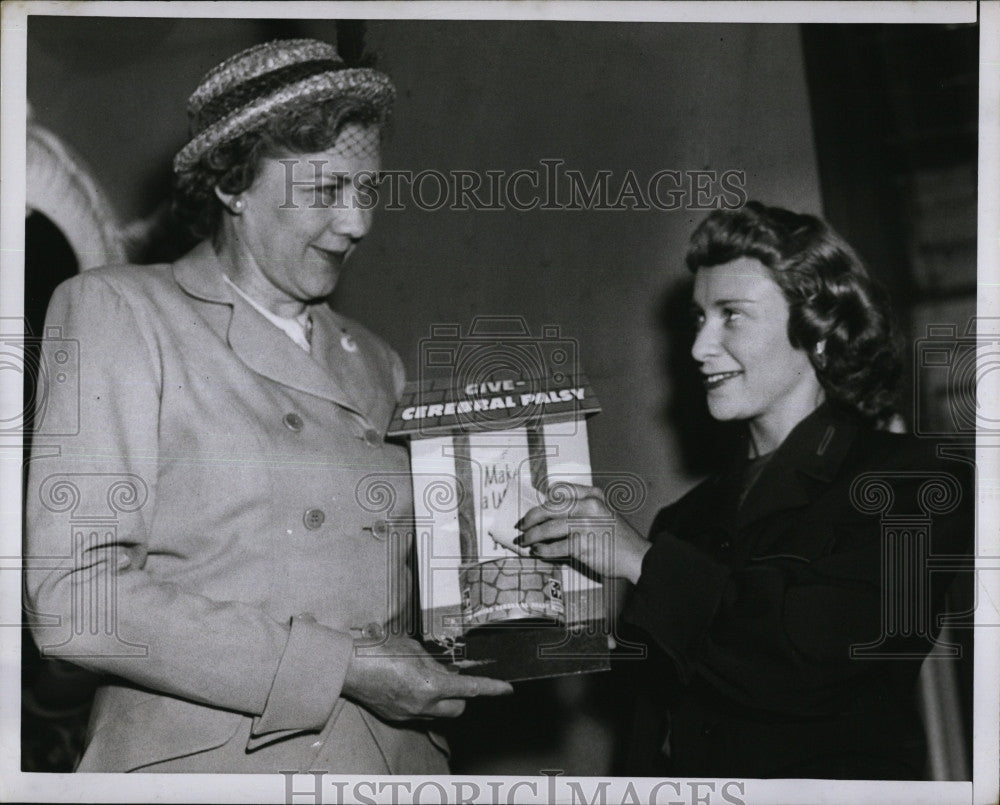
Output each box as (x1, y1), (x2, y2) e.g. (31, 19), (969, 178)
(387, 340), (610, 681)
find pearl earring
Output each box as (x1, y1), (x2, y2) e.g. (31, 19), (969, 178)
(814, 340), (828, 368)
(231, 198), (244, 213)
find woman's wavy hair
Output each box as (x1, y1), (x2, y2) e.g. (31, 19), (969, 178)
(173, 96), (387, 241)
(685, 201), (902, 423)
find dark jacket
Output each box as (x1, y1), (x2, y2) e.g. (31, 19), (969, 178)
(622, 402), (973, 779)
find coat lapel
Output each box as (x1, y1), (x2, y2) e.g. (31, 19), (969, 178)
(308, 304), (380, 422)
(227, 298), (370, 415)
(736, 402), (860, 533)
(172, 242), (370, 419)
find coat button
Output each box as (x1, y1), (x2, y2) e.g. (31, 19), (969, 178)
(361, 622), (385, 640)
(362, 428), (382, 447)
(303, 508), (326, 530)
(370, 519), (389, 540)
(283, 412), (304, 432)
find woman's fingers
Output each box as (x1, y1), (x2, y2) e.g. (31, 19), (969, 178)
(429, 699), (467, 719)
(515, 484), (617, 568)
(516, 518), (571, 547)
(528, 538), (571, 560)
(516, 503), (556, 531)
(516, 484), (607, 531)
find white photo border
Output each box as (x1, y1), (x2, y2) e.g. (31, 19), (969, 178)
(1, 2), (994, 804)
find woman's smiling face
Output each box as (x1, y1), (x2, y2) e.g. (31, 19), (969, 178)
(691, 256), (824, 451)
(222, 122), (381, 315)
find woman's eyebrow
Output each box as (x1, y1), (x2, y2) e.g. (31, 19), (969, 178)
(708, 297), (757, 307)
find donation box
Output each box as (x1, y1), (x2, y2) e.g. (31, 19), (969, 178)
(386, 329), (610, 681)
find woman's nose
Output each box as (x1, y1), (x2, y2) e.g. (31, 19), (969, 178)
(332, 196), (372, 240)
(691, 320), (720, 364)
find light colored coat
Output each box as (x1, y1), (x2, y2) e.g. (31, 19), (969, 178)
(25, 241), (447, 773)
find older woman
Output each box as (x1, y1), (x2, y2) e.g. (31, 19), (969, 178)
(25, 38), (510, 774)
(518, 202), (973, 779)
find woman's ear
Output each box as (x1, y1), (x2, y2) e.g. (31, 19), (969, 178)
(214, 186), (245, 214)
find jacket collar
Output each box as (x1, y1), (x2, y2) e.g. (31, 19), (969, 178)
(172, 239), (230, 303)
(734, 400), (861, 529)
(767, 399), (859, 481)
(172, 241), (370, 419)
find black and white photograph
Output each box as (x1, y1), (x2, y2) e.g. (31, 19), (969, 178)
(1, 2), (997, 803)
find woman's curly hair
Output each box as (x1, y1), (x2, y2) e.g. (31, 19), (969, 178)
(685, 201), (902, 423)
(173, 96), (387, 241)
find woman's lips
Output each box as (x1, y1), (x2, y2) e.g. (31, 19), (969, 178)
(311, 246), (347, 265)
(703, 370), (743, 390)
